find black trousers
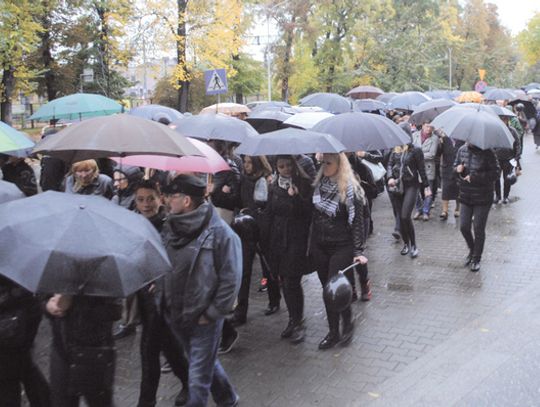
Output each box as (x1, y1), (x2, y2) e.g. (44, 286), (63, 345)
(0, 351), (50, 407)
(388, 188), (401, 233)
(395, 185), (419, 247)
(234, 240), (281, 320)
(49, 346), (113, 407)
(281, 274), (304, 323)
(137, 291), (189, 407)
(460, 203), (491, 262)
(312, 242), (353, 335)
(494, 160), (513, 200)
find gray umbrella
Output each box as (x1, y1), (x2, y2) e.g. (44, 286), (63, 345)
(299, 93), (352, 114)
(352, 99), (387, 112)
(346, 85), (384, 100)
(171, 113), (258, 143)
(426, 90), (455, 100)
(235, 128), (346, 156)
(0, 180), (25, 204)
(376, 92), (398, 103)
(409, 99), (457, 125)
(431, 106), (514, 149)
(388, 92), (432, 111)
(33, 113), (202, 163)
(483, 88), (517, 101)
(312, 112), (410, 152)
(458, 103), (515, 118)
(0, 191), (171, 297)
(128, 104), (184, 123)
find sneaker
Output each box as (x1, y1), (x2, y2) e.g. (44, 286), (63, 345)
(413, 212), (422, 220)
(218, 330), (239, 354)
(422, 214), (429, 221)
(502, 198), (509, 204)
(360, 280), (372, 302)
(229, 314), (246, 327)
(470, 261), (481, 272)
(113, 324), (136, 340)
(493, 197), (501, 204)
(258, 278), (268, 292)
(409, 246), (419, 258)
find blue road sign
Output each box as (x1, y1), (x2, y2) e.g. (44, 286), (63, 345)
(205, 69), (228, 95)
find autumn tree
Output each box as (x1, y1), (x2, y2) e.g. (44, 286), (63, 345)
(0, 0), (43, 124)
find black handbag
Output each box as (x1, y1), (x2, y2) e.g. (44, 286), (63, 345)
(68, 345), (116, 395)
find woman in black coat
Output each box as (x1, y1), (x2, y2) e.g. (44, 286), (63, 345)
(387, 128), (431, 258)
(437, 129), (464, 220)
(262, 155), (312, 344)
(310, 153), (369, 350)
(0, 276), (50, 407)
(454, 143), (500, 272)
(46, 294), (122, 407)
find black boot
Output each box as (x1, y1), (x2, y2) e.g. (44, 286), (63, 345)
(281, 319), (295, 338)
(340, 321), (355, 346)
(290, 320), (306, 344)
(318, 331), (340, 350)
(464, 251), (473, 267)
(175, 387), (188, 406)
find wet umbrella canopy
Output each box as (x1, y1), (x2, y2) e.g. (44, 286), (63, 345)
(388, 92), (432, 111)
(29, 93), (123, 121)
(0, 121), (35, 155)
(409, 99), (457, 126)
(299, 93), (352, 114)
(235, 128), (346, 156)
(312, 112), (410, 152)
(0, 180), (25, 204)
(0, 191), (171, 297)
(128, 104), (183, 123)
(431, 106), (514, 150)
(171, 113), (258, 143)
(33, 113), (203, 162)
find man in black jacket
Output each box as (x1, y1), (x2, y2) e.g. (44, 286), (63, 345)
(158, 175), (241, 407)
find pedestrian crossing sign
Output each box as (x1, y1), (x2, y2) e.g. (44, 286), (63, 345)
(204, 69), (228, 95)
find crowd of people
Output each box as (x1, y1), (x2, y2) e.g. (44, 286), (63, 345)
(1, 96), (539, 407)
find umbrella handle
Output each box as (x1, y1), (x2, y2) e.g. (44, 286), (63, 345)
(338, 262), (360, 275)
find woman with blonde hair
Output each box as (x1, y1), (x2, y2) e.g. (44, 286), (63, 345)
(64, 159), (113, 199)
(310, 152), (369, 350)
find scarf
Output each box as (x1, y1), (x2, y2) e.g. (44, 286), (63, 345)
(421, 130), (431, 144)
(314, 176), (356, 225)
(277, 175), (293, 190)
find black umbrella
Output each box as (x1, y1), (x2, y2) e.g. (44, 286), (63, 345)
(33, 114), (203, 163)
(299, 93), (352, 114)
(0, 180), (25, 204)
(0, 191), (171, 297)
(507, 99), (537, 120)
(235, 128), (346, 156)
(171, 113), (258, 143)
(431, 106), (514, 149)
(245, 111), (293, 134)
(483, 88), (517, 101)
(388, 92), (432, 111)
(409, 99), (457, 126)
(352, 99), (387, 113)
(312, 112), (410, 152)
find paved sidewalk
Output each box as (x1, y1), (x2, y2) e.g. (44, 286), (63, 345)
(30, 134), (540, 406)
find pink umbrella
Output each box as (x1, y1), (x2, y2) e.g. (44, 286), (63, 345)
(111, 137), (230, 174)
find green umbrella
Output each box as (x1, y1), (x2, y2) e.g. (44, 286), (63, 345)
(0, 121), (35, 155)
(29, 93), (123, 121)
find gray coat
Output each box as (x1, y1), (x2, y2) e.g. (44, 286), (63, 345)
(158, 202), (242, 330)
(412, 131), (439, 181)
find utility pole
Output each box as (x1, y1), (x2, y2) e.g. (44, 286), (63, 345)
(448, 47), (452, 89)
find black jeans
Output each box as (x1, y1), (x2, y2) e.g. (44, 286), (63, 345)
(395, 185), (419, 247)
(137, 290), (189, 407)
(460, 203), (491, 262)
(494, 160), (513, 200)
(387, 187), (401, 233)
(234, 240), (280, 320)
(0, 351), (50, 407)
(312, 242), (354, 335)
(281, 274), (304, 323)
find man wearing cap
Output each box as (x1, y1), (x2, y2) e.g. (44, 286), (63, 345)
(157, 174), (241, 407)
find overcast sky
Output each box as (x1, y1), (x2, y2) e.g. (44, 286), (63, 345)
(486, 0), (538, 34)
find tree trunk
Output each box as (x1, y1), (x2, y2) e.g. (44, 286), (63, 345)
(280, 16), (296, 102)
(177, 0), (189, 112)
(232, 54), (243, 103)
(95, 4), (110, 96)
(40, 9), (57, 101)
(1, 66), (15, 125)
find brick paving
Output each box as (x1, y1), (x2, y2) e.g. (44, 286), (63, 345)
(29, 134), (540, 406)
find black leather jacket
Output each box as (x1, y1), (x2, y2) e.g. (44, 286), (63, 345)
(310, 196), (367, 257)
(386, 145), (429, 188)
(453, 144), (500, 206)
(210, 159), (241, 211)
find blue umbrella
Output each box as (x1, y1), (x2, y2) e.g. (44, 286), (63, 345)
(30, 93), (123, 121)
(0, 121), (35, 156)
(128, 104), (183, 124)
